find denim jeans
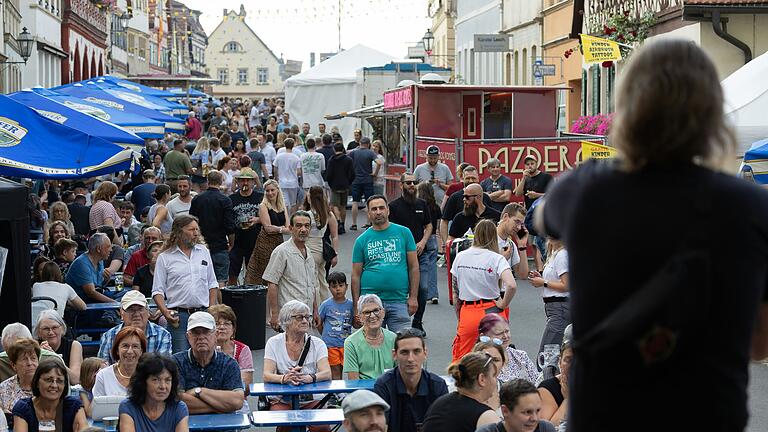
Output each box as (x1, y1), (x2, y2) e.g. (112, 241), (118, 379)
(168, 310), (192, 354)
(538, 300), (571, 370)
(210, 249), (230, 282)
(383, 301), (411, 333)
(413, 236), (437, 328)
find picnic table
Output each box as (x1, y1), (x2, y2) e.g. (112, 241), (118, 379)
(91, 412), (253, 431)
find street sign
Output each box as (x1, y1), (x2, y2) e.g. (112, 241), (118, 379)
(473, 34), (510, 52)
(533, 64), (556, 77)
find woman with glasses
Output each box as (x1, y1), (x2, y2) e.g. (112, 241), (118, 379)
(11, 358), (88, 432)
(451, 219), (517, 362)
(33, 310), (82, 385)
(343, 294), (396, 380)
(422, 351), (501, 432)
(93, 327), (147, 397)
(478, 314), (538, 384)
(262, 300), (331, 432)
(208, 304), (254, 397)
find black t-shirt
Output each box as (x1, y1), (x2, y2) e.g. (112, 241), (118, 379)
(449, 205), (501, 238)
(523, 171), (552, 209)
(541, 160), (768, 431)
(68, 202), (91, 237)
(422, 392), (492, 432)
(229, 191), (263, 251)
(481, 175), (514, 212)
(347, 140), (360, 151)
(442, 189), (494, 222)
(388, 197), (431, 244)
(132, 265), (154, 298)
(538, 376), (564, 407)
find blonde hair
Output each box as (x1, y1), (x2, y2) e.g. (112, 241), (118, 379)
(49, 201), (70, 222)
(543, 238), (564, 269)
(193, 137), (210, 154)
(472, 219), (500, 254)
(261, 179), (286, 212)
(611, 39), (736, 171)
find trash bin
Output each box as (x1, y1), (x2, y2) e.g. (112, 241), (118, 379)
(221, 285), (267, 350)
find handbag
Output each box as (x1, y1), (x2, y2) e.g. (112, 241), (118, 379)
(321, 223), (336, 262)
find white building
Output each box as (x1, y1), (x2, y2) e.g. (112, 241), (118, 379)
(20, 0), (65, 88)
(502, 0), (542, 85)
(3, 0), (23, 92)
(455, 0), (504, 85)
(205, 5), (285, 99)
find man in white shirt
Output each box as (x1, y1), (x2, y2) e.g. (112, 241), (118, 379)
(209, 138), (226, 168)
(273, 138), (302, 213)
(166, 176), (196, 219)
(248, 100), (260, 129)
(152, 215), (219, 353)
(300, 138), (326, 191)
(258, 132), (276, 178)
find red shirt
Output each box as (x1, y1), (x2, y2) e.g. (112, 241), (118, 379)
(124, 248), (150, 277)
(186, 117), (202, 140)
(445, 182), (464, 198)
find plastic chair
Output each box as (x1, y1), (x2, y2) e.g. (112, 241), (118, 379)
(31, 296), (58, 325)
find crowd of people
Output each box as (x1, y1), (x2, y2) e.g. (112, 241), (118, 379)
(14, 39), (768, 432)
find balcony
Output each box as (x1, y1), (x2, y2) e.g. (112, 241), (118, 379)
(585, 0), (683, 34)
(65, 0), (108, 34)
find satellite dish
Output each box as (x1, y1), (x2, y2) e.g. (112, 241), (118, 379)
(397, 79), (416, 87)
(420, 73), (446, 84)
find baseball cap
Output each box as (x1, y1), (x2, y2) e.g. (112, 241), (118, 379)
(426, 145), (439, 156)
(120, 290), (148, 310)
(342, 390), (390, 416)
(524, 155), (537, 163)
(187, 312), (216, 331)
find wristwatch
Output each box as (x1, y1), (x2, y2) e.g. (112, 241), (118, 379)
(194, 387), (202, 399)
(543, 281), (549, 288)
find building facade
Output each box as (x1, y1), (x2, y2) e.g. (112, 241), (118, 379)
(186, 8), (207, 77)
(542, 0), (581, 132)
(61, 0), (108, 83)
(108, 0), (151, 77)
(427, 0), (456, 71)
(455, 0), (504, 85)
(3, 0), (23, 92)
(205, 5), (284, 98)
(20, 0), (65, 88)
(147, 0), (168, 73)
(502, 0), (542, 86)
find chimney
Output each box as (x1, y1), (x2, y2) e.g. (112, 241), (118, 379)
(223, 9), (228, 17)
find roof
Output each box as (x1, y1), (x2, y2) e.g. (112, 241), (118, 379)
(285, 45), (396, 86)
(363, 63), (452, 72)
(206, 10), (281, 64)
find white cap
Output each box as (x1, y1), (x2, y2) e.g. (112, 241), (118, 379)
(120, 290), (148, 310)
(187, 312), (216, 331)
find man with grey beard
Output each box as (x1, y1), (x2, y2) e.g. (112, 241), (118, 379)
(388, 172), (432, 333)
(448, 182), (500, 241)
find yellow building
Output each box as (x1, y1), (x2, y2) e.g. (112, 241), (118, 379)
(542, 0), (583, 132)
(428, 0), (456, 71)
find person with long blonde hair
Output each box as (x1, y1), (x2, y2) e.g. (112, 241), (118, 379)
(450, 219), (516, 361)
(245, 179), (290, 285)
(302, 186), (339, 302)
(536, 39), (768, 431)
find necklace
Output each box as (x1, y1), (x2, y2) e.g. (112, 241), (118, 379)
(115, 362), (132, 379)
(364, 329), (383, 340)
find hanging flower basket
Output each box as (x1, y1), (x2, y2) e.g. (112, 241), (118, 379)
(570, 114), (614, 136)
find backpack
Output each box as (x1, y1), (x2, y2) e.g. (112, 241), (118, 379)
(524, 197), (541, 238)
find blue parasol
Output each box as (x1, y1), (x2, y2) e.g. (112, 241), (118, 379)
(0, 94), (132, 179)
(9, 89), (145, 153)
(742, 138), (768, 184)
(28, 88), (165, 139)
(54, 83), (185, 133)
(94, 79), (189, 118)
(90, 75), (176, 98)
(167, 87), (208, 98)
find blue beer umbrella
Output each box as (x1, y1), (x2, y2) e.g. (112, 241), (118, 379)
(27, 88), (165, 139)
(54, 83), (185, 133)
(167, 87), (208, 98)
(9, 89), (145, 153)
(0, 94), (132, 179)
(90, 75), (176, 98)
(743, 138), (768, 184)
(93, 79), (189, 118)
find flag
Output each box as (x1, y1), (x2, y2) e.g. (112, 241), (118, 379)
(580, 34), (622, 64)
(581, 141), (617, 160)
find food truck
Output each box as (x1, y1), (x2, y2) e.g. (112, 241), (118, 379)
(376, 83), (603, 195)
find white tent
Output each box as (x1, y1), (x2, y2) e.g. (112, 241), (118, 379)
(284, 44), (395, 144)
(722, 50), (768, 154)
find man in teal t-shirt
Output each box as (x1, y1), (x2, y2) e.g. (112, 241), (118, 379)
(352, 195), (419, 332)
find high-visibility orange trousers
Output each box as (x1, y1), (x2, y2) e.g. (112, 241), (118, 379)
(451, 300), (509, 362)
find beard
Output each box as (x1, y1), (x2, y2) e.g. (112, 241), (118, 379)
(463, 201), (478, 216)
(180, 236), (197, 248)
(402, 188), (416, 203)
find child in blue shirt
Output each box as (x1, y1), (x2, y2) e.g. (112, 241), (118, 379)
(318, 272), (354, 380)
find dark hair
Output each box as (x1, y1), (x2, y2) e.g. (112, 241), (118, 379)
(96, 225), (117, 241)
(173, 139), (184, 148)
(250, 138), (260, 149)
(290, 210), (312, 226)
(284, 138), (295, 150)
(326, 271), (347, 286)
(322, 134), (332, 146)
(303, 186), (330, 227)
(394, 327), (426, 351)
(32, 358), (69, 401)
(47, 220), (70, 246)
(306, 138), (316, 149)
(447, 351), (495, 390)
(152, 184), (171, 200)
(365, 194), (388, 209)
(111, 326), (148, 362)
(32, 256), (50, 282)
(119, 201), (135, 211)
(39, 261), (63, 283)
(128, 353), (180, 405)
(53, 238), (78, 257)
(499, 379), (539, 411)
(333, 142), (345, 153)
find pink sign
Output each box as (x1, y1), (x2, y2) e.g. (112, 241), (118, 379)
(383, 87), (413, 111)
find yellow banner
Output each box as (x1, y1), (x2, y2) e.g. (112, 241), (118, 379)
(580, 34), (622, 64)
(581, 141), (617, 159)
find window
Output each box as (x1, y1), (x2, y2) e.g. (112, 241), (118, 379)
(238, 68), (248, 84)
(467, 108), (476, 136)
(257, 68), (268, 84)
(218, 68), (229, 85)
(557, 90), (567, 132)
(149, 42), (158, 65)
(224, 41), (242, 53)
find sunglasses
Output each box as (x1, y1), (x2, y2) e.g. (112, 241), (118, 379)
(463, 194), (479, 200)
(402, 180), (417, 185)
(479, 335), (503, 346)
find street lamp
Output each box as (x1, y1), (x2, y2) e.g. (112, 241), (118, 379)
(422, 29), (434, 56)
(16, 28), (34, 63)
(118, 13), (131, 31)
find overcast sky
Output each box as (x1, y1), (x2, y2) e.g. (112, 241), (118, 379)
(180, 0), (431, 70)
